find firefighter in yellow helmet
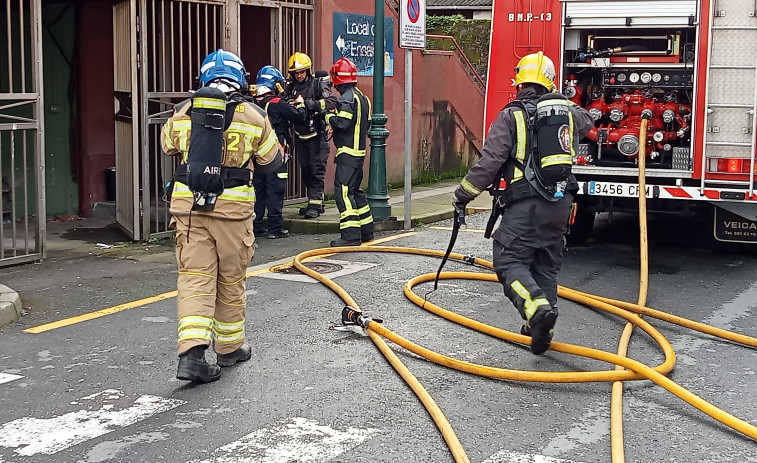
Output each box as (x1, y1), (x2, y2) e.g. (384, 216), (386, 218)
(161, 49), (282, 383)
(453, 51), (593, 355)
(285, 52), (337, 218)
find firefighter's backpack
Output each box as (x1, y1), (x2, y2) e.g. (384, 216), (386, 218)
(509, 92), (577, 201)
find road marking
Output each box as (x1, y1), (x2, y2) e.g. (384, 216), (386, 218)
(23, 232), (416, 334)
(187, 417), (379, 463)
(483, 451), (587, 463)
(0, 389), (184, 456)
(257, 258), (378, 283)
(430, 226), (486, 233)
(0, 373), (22, 385)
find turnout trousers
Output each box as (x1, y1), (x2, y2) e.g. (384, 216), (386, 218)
(295, 136), (329, 207)
(334, 155), (374, 241)
(173, 214), (255, 355)
(253, 165), (287, 235)
(491, 195), (572, 323)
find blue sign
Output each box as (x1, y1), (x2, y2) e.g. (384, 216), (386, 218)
(333, 12), (394, 77)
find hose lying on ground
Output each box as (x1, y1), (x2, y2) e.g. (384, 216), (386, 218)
(291, 242), (757, 463)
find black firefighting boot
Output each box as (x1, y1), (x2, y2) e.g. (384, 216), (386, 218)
(361, 233), (374, 243)
(216, 343), (252, 367)
(527, 307), (558, 355)
(176, 346), (221, 383)
(330, 237), (361, 247)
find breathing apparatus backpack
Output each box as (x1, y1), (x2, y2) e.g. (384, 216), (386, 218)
(484, 92), (577, 238)
(167, 87), (246, 211)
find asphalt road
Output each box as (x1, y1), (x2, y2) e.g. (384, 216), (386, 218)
(0, 211), (756, 463)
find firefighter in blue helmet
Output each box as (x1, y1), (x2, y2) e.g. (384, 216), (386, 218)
(252, 65), (307, 239)
(453, 52), (593, 355)
(325, 58), (374, 246)
(161, 49), (282, 383)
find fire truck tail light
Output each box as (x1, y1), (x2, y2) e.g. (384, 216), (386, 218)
(711, 158), (757, 174)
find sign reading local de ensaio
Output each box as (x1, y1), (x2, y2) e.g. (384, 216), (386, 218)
(399, 0), (426, 49)
(333, 12), (394, 77)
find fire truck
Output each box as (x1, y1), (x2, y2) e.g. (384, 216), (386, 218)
(486, 0), (757, 246)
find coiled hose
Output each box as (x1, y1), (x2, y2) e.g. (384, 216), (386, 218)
(292, 121), (757, 460)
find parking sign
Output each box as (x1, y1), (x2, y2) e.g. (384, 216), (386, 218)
(400, 0), (426, 49)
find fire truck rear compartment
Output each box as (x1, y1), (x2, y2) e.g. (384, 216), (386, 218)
(562, 27), (697, 170)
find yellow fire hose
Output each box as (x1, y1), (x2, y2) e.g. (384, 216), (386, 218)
(293, 240), (757, 462)
(610, 115), (652, 462)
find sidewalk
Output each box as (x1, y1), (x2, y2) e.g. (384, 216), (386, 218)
(0, 180), (491, 328)
(281, 179), (490, 234)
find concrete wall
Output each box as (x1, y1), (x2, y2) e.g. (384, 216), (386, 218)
(316, 0), (484, 189)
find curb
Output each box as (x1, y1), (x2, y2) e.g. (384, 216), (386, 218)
(0, 284), (22, 329)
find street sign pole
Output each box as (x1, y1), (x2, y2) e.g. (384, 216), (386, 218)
(367, 1), (391, 221)
(399, 0), (426, 229)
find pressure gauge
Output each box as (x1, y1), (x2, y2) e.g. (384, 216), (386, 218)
(617, 73), (627, 83)
(652, 73), (662, 83)
(640, 72), (652, 84)
(629, 72), (640, 83)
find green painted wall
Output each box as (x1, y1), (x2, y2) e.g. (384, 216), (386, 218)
(42, 2), (78, 217)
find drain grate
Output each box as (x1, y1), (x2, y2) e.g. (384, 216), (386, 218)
(271, 261), (345, 275)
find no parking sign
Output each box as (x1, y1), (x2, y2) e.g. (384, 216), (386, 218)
(400, 0), (426, 49)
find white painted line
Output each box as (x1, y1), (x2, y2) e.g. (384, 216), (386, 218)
(0, 373), (22, 385)
(255, 258), (378, 283)
(483, 452), (587, 463)
(0, 389), (185, 456)
(188, 417), (379, 463)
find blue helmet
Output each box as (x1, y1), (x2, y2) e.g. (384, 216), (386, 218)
(256, 65), (285, 93)
(198, 49), (248, 91)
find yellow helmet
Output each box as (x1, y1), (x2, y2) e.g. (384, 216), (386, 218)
(288, 52), (312, 74)
(514, 51), (556, 90)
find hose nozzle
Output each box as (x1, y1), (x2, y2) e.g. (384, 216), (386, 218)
(341, 306), (382, 328)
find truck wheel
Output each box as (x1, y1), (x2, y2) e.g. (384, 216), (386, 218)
(567, 210), (595, 245)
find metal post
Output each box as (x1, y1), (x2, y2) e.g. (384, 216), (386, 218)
(404, 48), (412, 229)
(367, 0), (391, 220)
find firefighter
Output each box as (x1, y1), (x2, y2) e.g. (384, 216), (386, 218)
(161, 49), (282, 383)
(285, 52), (337, 218)
(452, 51), (593, 355)
(324, 57), (374, 246)
(252, 65), (307, 239)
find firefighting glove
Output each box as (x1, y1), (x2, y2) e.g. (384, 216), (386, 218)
(305, 99), (320, 111)
(452, 185), (473, 213)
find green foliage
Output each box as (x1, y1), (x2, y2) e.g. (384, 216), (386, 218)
(425, 15), (491, 82)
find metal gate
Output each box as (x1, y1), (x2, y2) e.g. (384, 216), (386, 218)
(0, 0), (46, 267)
(114, 0), (313, 240)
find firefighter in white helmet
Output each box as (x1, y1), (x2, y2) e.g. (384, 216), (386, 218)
(453, 51), (593, 355)
(161, 49), (281, 383)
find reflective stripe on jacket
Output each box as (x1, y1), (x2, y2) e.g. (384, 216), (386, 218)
(160, 97), (279, 220)
(325, 86), (372, 158)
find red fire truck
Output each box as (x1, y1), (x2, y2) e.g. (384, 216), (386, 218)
(486, 0), (757, 246)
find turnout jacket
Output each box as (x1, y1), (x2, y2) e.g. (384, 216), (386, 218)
(161, 96), (280, 220)
(255, 94), (307, 145)
(286, 77), (337, 139)
(456, 87), (593, 205)
(325, 85), (372, 158)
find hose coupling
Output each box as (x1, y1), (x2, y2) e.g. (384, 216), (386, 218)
(463, 254), (476, 265)
(341, 306), (383, 328)
(641, 109), (653, 120)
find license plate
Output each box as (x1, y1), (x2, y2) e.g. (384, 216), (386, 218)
(586, 181), (652, 198)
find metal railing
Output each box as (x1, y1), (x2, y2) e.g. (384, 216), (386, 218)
(424, 34), (486, 92)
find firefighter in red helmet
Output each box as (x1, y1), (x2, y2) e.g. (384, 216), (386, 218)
(325, 57), (374, 246)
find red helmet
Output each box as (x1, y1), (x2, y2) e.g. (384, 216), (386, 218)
(330, 58), (358, 86)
